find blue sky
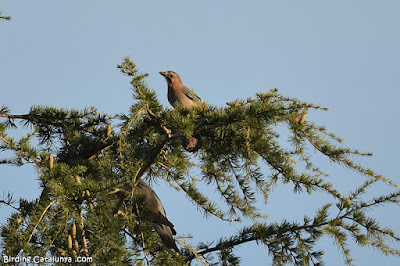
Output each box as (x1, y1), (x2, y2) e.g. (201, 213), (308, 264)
(1, 1), (400, 265)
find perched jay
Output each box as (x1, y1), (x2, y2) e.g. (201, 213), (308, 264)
(160, 71), (203, 152)
(136, 180), (179, 252)
(159, 71), (203, 108)
(159, 71), (203, 152)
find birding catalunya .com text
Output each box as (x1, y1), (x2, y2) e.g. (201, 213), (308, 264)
(2, 255), (93, 264)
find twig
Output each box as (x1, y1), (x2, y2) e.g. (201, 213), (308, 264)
(0, 193), (20, 211)
(136, 204), (150, 265)
(0, 114), (30, 119)
(177, 240), (209, 266)
(27, 200), (57, 244)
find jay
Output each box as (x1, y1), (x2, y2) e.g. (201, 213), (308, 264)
(159, 71), (203, 108)
(160, 71), (203, 152)
(136, 180), (179, 252)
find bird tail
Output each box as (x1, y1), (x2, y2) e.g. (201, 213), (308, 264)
(153, 223), (179, 252)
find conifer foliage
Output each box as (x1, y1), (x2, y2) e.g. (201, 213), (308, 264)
(1, 58), (400, 265)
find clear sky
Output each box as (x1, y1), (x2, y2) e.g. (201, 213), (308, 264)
(1, 1), (400, 265)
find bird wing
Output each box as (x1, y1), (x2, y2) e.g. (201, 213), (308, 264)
(137, 180), (167, 217)
(182, 87), (202, 102)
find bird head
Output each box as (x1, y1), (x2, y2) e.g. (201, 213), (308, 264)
(159, 71), (182, 87)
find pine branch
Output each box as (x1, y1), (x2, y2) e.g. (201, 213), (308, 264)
(0, 132), (41, 165)
(0, 193), (19, 211)
(26, 200), (57, 244)
(303, 128), (396, 187)
(0, 11), (11, 20)
(179, 241), (209, 265)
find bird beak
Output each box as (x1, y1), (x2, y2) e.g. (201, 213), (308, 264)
(159, 72), (166, 77)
